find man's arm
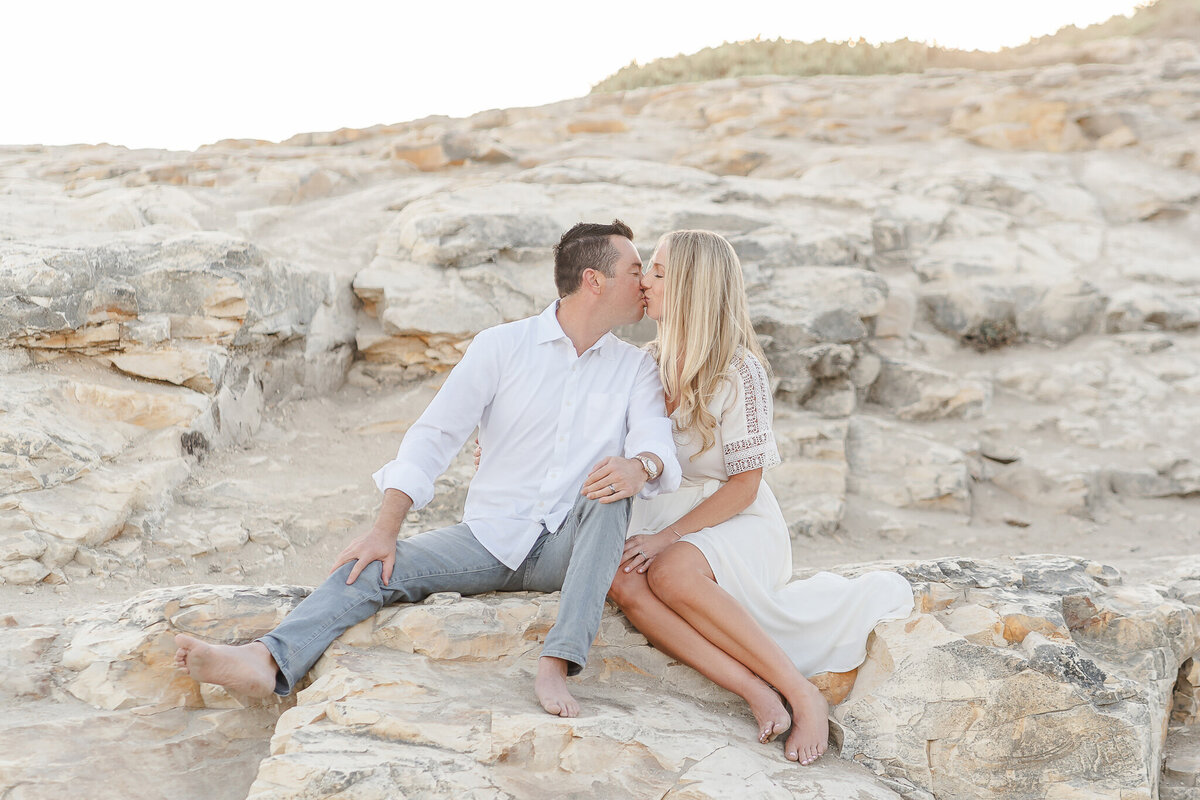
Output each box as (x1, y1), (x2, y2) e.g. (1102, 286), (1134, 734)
(371, 330), (501, 511)
(582, 353), (680, 502)
(623, 352), (681, 496)
(338, 331), (502, 584)
(331, 489), (414, 584)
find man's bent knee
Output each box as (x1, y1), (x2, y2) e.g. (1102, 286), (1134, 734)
(331, 559), (387, 593)
(578, 495), (631, 518)
(576, 496), (631, 534)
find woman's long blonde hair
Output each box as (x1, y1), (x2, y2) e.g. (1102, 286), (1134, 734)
(653, 229), (768, 456)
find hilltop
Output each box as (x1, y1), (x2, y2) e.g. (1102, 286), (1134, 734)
(592, 0), (1200, 92)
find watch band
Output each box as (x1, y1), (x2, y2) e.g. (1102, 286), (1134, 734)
(636, 454), (659, 481)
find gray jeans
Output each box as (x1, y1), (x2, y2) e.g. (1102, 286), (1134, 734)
(259, 494), (630, 695)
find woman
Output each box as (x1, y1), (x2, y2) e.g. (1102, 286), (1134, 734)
(600, 230), (914, 766)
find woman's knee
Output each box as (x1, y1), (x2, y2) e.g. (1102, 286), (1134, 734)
(645, 548), (694, 603)
(608, 568), (651, 610)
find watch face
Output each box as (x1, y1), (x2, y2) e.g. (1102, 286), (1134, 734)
(639, 456), (657, 478)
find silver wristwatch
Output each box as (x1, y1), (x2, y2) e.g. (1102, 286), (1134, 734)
(635, 454), (660, 481)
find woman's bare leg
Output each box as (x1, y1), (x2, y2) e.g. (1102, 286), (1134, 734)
(645, 543), (829, 766)
(609, 568), (790, 744)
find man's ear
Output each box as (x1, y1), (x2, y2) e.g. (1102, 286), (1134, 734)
(582, 268), (604, 294)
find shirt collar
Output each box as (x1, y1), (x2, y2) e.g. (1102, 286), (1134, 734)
(535, 300), (617, 360)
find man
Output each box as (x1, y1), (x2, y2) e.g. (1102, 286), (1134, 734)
(174, 219), (680, 717)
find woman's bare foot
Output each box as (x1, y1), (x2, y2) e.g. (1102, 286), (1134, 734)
(745, 682), (791, 744)
(534, 656), (580, 718)
(783, 680), (829, 765)
(173, 634), (278, 699)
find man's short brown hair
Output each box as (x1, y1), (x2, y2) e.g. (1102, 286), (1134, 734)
(553, 219), (635, 298)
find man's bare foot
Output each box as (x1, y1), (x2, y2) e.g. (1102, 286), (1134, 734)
(745, 682), (791, 744)
(173, 634), (278, 699)
(534, 656), (580, 718)
(783, 680), (829, 765)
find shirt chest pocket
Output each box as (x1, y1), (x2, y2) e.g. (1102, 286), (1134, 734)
(582, 392), (624, 445)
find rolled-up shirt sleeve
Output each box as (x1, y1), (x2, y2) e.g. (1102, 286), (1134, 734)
(372, 330), (500, 509)
(623, 352), (681, 498)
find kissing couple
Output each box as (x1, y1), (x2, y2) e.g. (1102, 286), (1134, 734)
(175, 219), (912, 765)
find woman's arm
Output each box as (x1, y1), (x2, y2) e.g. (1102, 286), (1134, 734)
(620, 468), (762, 573)
(667, 468), (761, 536)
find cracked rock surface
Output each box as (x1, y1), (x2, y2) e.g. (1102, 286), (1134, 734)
(3, 29), (1200, 800)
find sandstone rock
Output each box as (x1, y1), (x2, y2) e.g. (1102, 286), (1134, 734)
(0, 703), (283, 800)
(769, 412), (849, 537)
(750, 268), (888, 348)
(730, 217), (869, 268)
(245, 592), (900, 800)
(0, 625), (57, 698)
(1105, 284), (1200, 332)
(868, 356), (990, 420)
(0, 558), (51, 585)
(835, 555), (1200, 800)
(0, 529), (47, 564)
(990, 461), (1097, 516)
(1162, 725), (1200, 799)
(873, 283), (917, 339)
(846, 416), (972, 513)
(61, 584), (308, 710)
(7, 49), (1200, 800)
(393, 186), (563, 269)
(949, 87), (1087, 152)
(514, 157), (720, 192)
(565, 115), (629, 134)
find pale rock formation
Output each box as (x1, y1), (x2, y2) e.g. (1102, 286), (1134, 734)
(846, 416), (972, 514)
(7, 555), (1200, 799)
(3, 30), (1200, 800)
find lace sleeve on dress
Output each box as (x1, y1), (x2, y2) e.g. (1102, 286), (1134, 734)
(722, 352), (782, 475)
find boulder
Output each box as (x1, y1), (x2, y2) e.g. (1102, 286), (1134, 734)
(846, 415), (972, 513)
(750, 268), (888, 349)
(868, 357), (991, 420)
(835, 554), (1200, 800)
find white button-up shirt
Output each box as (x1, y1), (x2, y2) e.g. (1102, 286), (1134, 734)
(373, 301), (681, 569)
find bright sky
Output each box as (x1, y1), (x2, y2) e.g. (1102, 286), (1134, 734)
(1, 0), (1146, 151)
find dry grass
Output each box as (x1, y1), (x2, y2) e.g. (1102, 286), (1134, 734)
(591, 0), (1200, 94)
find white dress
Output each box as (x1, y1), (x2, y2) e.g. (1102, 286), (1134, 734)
(629, 352), (914, 677)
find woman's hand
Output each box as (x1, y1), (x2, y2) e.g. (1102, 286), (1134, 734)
(473, 438), (481, 470)
(620, 530), (677, 574)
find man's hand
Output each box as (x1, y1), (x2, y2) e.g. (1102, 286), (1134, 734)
(332, 488), (412, 586)
(582, 456), (647, 503)
(331, 527), (399, 585)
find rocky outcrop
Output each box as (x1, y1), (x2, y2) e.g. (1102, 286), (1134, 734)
(4, 36), (1200, 586)
(3, 28), (1200, 800)
(6, 555), (1200, 799)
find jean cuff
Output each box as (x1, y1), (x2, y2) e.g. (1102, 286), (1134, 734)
(540, 648), (585, 677)
(257, 634), (295, 696)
